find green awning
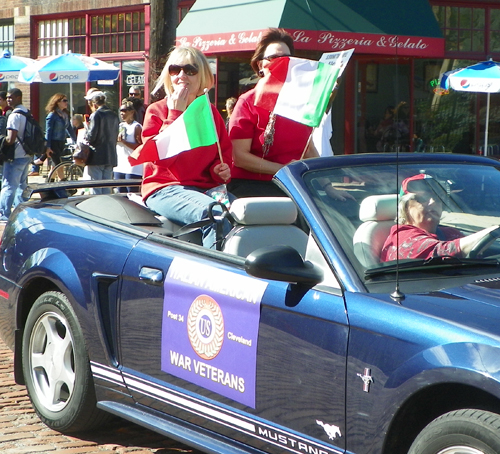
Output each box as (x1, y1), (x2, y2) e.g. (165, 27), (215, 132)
(177, 0), (444, 57)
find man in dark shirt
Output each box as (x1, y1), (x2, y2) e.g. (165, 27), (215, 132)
(84, 89), (119, 194)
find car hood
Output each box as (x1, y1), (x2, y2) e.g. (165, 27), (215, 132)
(401, 277), (500, 336)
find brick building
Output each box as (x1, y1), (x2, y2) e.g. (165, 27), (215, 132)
(0, 0), (150, 120)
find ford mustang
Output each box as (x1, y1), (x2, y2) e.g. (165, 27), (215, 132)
(2, 153), (500, 454)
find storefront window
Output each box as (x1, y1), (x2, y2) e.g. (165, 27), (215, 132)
(356, 60), (411, 154)
(410, 58), (500, 155)
(414, 59), (471, 153)
(122, 60), (145, 100)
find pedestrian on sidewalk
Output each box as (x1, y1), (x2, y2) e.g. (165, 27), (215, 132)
(0, 88), (31, 220)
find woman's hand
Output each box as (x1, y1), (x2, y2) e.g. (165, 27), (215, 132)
(167, 86), (190, 112)
(461, 225), (500, 257)
(46, 148), (53, 157)
(214, 162), (231, 182)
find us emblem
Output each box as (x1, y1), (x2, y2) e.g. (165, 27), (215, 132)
(187, 295), (224, 360)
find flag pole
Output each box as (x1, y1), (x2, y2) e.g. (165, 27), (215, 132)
(204, 88), (224, 164)
(300, 132), (314, 160)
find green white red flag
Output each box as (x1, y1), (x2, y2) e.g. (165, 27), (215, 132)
(129, 94), (218, 165)
(254, 57), (340, 128)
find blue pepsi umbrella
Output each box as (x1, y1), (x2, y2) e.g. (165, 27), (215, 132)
(441, 60), (500, 155)
(0, 50), (34, 83)
(18, 52), (119, 113)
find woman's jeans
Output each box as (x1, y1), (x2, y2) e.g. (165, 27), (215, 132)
(0, 155), (31, 219)
(146, 185), (232, 249)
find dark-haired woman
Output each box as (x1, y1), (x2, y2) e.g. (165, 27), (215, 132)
(32, 93), (72, 178)
(228, 28), (318, 198)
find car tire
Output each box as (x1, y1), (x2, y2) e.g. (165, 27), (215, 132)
(22, 291), (107, 432)
(408, 409), (500, 454)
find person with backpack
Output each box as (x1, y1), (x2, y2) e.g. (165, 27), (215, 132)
(0, 88), (31, 220)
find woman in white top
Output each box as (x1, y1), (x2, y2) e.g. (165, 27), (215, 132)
(114, 101), (143, 193)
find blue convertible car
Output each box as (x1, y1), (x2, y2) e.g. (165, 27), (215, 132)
(2, 153), (500, 454)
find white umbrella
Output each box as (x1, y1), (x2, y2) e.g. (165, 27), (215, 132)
(0, 50), (34, 84)
(440, 60), (500, 155)
(19, 52), (120, 114)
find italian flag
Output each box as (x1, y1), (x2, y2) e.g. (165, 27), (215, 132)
(254, 57), (340, 128)
(129, 94), (218, 165)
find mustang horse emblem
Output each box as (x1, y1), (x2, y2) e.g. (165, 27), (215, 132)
(316, 420), (342, 439)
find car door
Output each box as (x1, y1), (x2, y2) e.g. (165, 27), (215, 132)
(118, 235), (349, 454)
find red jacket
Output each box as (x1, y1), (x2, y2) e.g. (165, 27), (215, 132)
(380, 224), (463, 262)
(140, 99), (233, 201)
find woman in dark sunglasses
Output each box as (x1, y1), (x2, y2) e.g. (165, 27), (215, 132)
(30, 93), (72, 178)
(228, 28), (319, 198)
(137, 46), (233, 249)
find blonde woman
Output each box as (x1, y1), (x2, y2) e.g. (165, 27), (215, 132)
(138, 46), (232, 249)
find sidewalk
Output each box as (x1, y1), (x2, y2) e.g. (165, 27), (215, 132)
(0, 336), (201, 453)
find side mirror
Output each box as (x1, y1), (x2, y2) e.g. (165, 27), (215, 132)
(245, 245), (323, 285)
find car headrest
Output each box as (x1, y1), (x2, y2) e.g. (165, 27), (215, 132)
(229, 197), (297, 225)
(359, 194), (398, 222)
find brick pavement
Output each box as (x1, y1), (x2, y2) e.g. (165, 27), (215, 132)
(0, 337), (203, 454)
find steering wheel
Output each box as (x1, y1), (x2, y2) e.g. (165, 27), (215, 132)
(467, 225), (500, 258)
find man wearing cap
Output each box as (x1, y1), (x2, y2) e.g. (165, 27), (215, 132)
(380, 174), (500, 261)
(84, 89), (119, 194)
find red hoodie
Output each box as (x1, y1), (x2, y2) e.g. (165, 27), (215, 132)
(140, 99), (233, 201)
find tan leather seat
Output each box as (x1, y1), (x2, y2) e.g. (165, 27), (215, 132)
(223, 197), (309, 258)
(352, 194), (397, 267)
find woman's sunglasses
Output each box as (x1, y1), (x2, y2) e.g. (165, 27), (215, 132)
(61, 99), (68, 102)
(168, 64), (199, 76)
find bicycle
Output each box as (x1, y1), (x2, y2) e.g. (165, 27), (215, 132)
(46, 143), (85, 183)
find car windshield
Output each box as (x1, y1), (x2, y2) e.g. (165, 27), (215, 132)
(304, 160), (500, 278)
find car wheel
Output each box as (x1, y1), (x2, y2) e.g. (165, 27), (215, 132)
(408, 409), (500, 454)
(22, 291), (107, 432)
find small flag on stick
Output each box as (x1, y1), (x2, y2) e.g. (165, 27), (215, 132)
(130, 92), (219, 165)
(254, 57), (340, 128)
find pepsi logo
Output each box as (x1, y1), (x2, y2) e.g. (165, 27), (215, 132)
(460, 79), (470, 89)
(0, 74), (4, 81)
(49, 72), (58, 81)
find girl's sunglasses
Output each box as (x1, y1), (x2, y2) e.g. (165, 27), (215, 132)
(168, 64), (199, 76)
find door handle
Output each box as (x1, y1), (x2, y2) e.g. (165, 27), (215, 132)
(139, 267), (164, 285)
